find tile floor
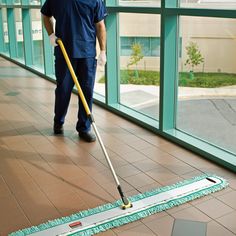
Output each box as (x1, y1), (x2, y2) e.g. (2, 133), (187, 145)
(0, 56), (236, 236)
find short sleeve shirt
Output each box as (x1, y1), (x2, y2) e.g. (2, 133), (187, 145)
(41, 0), (107, 58)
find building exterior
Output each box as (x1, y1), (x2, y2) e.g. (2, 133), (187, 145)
(119, 6), (236, 73)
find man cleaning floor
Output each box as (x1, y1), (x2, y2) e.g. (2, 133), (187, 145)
(41, 0), (107, 142)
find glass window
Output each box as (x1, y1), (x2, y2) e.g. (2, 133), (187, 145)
(121, 37), (135, 56)
(14, 8), (24, 62)
(180, 0), (236, 9)
(177, 16), (236, 154)
(13, 0), (21, 4)
(120, 37), (161, 57)
(136, 37), (150, 56)
(119, 13), (161, 121)
(30, 0), (40, 5)
(2, 8), (9, 55)
(30, 9), (44, 71)
(94, 47), (106, 97)
(119, 0), (161, 7)
(150, 37), (160, 56)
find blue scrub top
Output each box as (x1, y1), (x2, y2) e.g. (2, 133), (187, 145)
(41, 0), (107, 58)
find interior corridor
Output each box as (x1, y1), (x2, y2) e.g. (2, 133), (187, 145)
(0, 56), (236, 236)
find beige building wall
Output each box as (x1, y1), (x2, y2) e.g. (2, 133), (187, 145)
(119, 10), (236, 73)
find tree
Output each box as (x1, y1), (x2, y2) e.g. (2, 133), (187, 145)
(185, 41), (204, 79)
(127, 43), (144, 78)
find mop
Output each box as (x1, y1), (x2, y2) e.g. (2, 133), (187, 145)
(9, 40), (229, 236)
(10, 174), (228, 236)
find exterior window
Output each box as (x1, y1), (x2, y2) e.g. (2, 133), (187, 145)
(120, 37), (135, 56)
(120, 36), (160, 57)
(151, 37), (160, 56)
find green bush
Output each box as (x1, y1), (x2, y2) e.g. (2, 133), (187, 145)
(99, 70), (160, 85)
(179, 72), (236, 88)
(98, 70), (236, 88)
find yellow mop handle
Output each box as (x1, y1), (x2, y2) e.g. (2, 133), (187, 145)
(56, 38), (91, 116)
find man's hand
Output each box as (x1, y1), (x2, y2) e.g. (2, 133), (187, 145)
(49, 33), (58, 47)
(98, 50), (106, 66)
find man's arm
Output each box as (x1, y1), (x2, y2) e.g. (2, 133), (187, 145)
(96, 20), (106, 66)
(42, 14), (54, 36)
(95, 20), (106, 51)
(42, 14), (57, 46)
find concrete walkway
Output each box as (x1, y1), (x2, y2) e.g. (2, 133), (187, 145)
(95, 83), (236, 154)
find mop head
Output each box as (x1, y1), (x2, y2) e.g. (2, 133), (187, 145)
(10, 174), (228, 236)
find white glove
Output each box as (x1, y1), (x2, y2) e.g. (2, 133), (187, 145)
(49, 33), (58, 47)
(97, 50), (107, 67)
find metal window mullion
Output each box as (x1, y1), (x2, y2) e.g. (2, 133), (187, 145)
(0, 8), (4, 52)
(159, 0), (179, 131)
(42, 26), (53, 75)
(40, 0), (53, 75)
(22, 7), (33, 65)
(106, 14), (120, 105)
(6, 5), (17, 58)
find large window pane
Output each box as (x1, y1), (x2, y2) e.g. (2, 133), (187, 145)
(119, 13), (160, 120)
(2, 8), (9, 55)
(119, 0), (160, 7)
(14, 8), (24, 62)
(13, 0), (21, 4)
(94, 46), (105, 97)
(177, 16), (236, 154)
(30, 0), (40, 5)
(180, 0), (236, 9)
(30, 9), (44, 71)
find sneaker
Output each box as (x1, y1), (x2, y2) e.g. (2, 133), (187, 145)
(79, 131), (96, 142)
(54, 123), (63, 135)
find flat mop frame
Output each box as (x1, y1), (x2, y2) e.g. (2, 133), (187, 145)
(56, 39), (131, 209)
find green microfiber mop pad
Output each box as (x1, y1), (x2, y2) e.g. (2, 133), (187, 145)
(9, 174), (228, 236)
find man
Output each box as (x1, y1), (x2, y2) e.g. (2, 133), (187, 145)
(41, 0), (107, 142)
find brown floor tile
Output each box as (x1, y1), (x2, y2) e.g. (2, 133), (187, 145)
(99, 154), (129, 168)
(207, 220), (236, 236)
(116, 164), (141, 178)
(133, 158), (161, 172)
(116, 224), (156, 236)
(141, 211), (168, 224)
(217, 190), (236, 209)
(228, 178), (236, 190)
(47, 191), (89, 216)
(0, 195), (31, 236)
(216, 211), (236, 234)
(144, 214), (175, 236)
(162, 159), (196, 175)
(42, 181), (77, 199)
(0, 175), (11, 197)
(159, 142), (185, 154)
(97, 230), (117, 236)
(166, 202), (191, 214)
(120, 150), (147, 163)
(170, 206), (211, 222)
(195, 198), (234, 219)
(128, 138), (154, 151)
(139, 146), (168, 161)
(124, 173), (156, 189)
(113, 220), (142, 234)
(146, 166), (179, 185)
(15, 188), (61, 225)
(72, 178), (115, 208)
(110, 143), (136, 156)
(137, 182), (162, 193)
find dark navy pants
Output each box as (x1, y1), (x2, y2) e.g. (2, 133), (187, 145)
(54, 57), (97, 133)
